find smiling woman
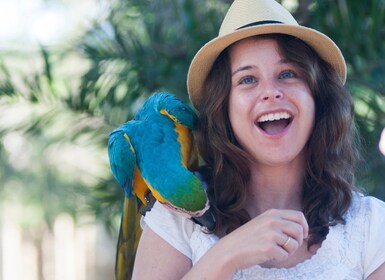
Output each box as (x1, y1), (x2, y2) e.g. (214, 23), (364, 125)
(226, 40), (314, 174)
(132, 0), (385, 279)
(227, 36), (315, 164)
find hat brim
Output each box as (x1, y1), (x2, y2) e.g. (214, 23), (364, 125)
(187, 23), (346, 107)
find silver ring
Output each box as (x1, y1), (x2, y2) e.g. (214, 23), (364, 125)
(282, 236), (291, 247)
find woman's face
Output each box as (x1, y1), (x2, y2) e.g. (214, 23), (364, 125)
(228, 37), (315, 168)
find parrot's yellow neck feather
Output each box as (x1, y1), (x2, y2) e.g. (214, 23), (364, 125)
(133, 163), (166, 205)
(160, 109), (197, 168)
(133, 167), (149, 204)
(123, 133), (135, 154)
(174, 122), (193, 168)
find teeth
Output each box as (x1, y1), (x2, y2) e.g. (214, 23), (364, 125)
(258, 112), (291, 122)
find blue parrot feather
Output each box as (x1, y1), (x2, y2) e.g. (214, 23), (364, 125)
(108, 92), (210, 216)
(108, 127), (136, 197)
(110, 92), (215, 280)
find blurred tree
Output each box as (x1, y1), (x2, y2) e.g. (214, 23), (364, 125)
(72, 0), (229, 126)
(0, 47), (115, 279)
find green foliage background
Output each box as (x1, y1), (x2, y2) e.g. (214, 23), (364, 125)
(0, 0), (384, 278)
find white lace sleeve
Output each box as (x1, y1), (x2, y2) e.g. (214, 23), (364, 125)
(141, 201), (194, 259)
(363, 196), (385, 278)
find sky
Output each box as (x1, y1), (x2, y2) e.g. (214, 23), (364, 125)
(0, 0), (104, 49)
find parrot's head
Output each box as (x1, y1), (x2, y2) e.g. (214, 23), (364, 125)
(158, 92), (197, 128)
(138, 92), (198, 128)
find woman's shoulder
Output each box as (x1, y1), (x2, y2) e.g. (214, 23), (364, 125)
(347, 192), (385, 219)
(142, 201), (196, 258)
(334, 192), (385, 252)
(143, 200), (196, 235)
(346, 192), (385, 278)
(342, 192), (385, 256)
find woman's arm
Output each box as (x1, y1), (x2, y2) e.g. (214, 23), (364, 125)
(133, 225), (235, 280)
(367, 262), (385, 280)
(132, 225), (192, 280)
(133, 209), (308, 279)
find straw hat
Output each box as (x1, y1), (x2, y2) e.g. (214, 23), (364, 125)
(187, 0), (346, 107)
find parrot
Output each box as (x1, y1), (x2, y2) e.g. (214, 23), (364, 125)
(108, 92), (214, 279)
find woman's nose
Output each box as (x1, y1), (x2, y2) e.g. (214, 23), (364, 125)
(260, 80), (283, 101)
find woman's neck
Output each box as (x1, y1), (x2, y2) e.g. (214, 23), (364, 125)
(246, 161), (305, 217)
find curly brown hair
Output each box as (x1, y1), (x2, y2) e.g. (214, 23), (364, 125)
(194, 34), (361, 248)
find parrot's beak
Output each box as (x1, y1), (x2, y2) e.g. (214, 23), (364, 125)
(191, 209), (216, 231)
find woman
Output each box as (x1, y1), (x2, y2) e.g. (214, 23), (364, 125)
(133, 0), (385, 279)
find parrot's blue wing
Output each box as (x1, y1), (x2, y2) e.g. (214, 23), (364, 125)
(109, 126), (142, 280)
(108, 127), (136, 197)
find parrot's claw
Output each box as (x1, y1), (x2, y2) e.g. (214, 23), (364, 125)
(139, 192), (156, 216)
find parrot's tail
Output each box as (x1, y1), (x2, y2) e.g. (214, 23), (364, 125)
(115, 196), (142, 280)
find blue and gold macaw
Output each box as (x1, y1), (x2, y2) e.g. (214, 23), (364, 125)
(108, 92), (214, 279)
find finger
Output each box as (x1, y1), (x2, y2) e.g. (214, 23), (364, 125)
(261, 212), (306, 246)
(271, 245), (290, 262)
(280, 219), (306, 246)
(269, 209), (309, 238)
(280, 235), (299, 254)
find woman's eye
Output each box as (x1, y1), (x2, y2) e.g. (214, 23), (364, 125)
(240, 76), (256, 84)
(279, 71), (295, 79)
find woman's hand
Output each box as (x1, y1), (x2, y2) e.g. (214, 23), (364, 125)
(189, 208), (309, 278)
(223, 208), (309, 270)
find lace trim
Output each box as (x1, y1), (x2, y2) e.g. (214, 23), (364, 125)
(190, 194), (367, 279)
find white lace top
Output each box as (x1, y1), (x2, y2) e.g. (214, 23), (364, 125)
(142, 193), (385, 279)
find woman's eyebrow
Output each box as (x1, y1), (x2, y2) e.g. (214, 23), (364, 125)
(231, 65), (255, 77)
(279, 58), (293, 65)
(231, 59), (294, 77)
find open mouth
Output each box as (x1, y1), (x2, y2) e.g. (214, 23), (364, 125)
(256, 112), (293, 135)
